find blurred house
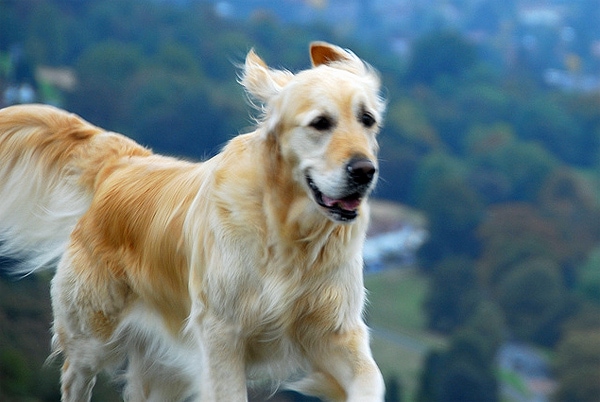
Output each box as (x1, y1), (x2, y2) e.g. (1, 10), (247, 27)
(364, 200), (428, 272)
(498, 342), (557, 402)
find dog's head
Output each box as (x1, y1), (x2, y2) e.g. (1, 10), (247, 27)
(241, 42), (385, 224)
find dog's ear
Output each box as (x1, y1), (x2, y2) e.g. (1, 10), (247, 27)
(240, 49), (293, 104)
(310, 42), (356, 67)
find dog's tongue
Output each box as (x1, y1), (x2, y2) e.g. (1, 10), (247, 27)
(322, 194), (361, 211)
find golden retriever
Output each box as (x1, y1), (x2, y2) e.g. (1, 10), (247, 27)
(0, 42), (385, 401)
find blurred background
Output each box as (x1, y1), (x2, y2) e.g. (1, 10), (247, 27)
(1, 0), (599, 401)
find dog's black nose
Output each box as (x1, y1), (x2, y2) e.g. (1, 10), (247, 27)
(347, 158), (376, 185)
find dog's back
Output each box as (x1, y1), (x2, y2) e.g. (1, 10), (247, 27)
(0, 104), (151, 273)
(72, 153), (206, 330)
(0, 104), (210, 400)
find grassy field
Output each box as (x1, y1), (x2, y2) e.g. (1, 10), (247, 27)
(365, 269), (446, 402)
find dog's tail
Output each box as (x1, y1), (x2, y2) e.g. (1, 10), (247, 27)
(0, 104), (150, 275)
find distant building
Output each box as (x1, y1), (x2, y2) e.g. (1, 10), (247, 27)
(364, 200), (428, 272)
(497, 342), (557, 402)
(518, 5), (564, 27)
(544, 68), (600, 93)
(363, 224), (428, 271)
(36, 67), (77, 92)
(2, 83), (36, 106)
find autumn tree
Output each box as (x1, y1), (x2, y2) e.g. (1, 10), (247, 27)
(538, 169), (600, 272)
(476, 203), (564, 290)
(554, 328), (600, 402)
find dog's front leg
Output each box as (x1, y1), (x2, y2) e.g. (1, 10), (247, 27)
(299, 322), (385, 402)
(193, 316), (248, 401)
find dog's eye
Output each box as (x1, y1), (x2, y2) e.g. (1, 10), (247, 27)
(309, 116), (333, 131)
(360, 112), (376, 128)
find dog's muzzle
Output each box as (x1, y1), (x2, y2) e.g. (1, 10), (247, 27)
(346, 157), (376, 187)
(306, 157), (377, 223)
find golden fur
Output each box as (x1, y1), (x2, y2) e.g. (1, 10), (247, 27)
(0, 42), (385, 401)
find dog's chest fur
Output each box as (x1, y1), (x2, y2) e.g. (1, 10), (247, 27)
(185, 134), (368, 338)
(223, 233), (367, 376)
(204, 219), (366, 335)
(190, 162), (368, 365)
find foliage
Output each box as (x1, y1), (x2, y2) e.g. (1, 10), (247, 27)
(0, 348), (31, 397)
(0, 271), (58, 401)
(69, 41), (145, 128)
(406, 31), (477, 85)
(476, 203), (564, 290)
(423, 256), (480, 333)
(417, 308), (501, 402)
(538, 169), (600, 268)
(472, 140), (558, 202)
(497, 259), (571, 346)
(385, 375), (403, 402)
(413, 153), (484, 262)
(553, 328), (600, 402)
(576, 246), (600, 303)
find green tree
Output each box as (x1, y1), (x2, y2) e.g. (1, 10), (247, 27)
(464, 123), (515, 202)
(561, 94), (600, 167)
(385, 375), (402, 402)
(413, 153), (484, 262)
(0, 1), (20, 53)
(455, 82), (511, 127)
(126, 69), (241, 157)
(0, 349), (31, 398)
(386, 98), (442, 156)
(516, 96), (589, 166)
(466, 301), (506, 357)
(576, 246), (600, 304)
(478, 140), (558, 202)
(554, 329), (600, 402)
(424, 256), (480, 334)
(437, 360), (497, 402)
(67, 41), (145, 129)
(406, 31), (478, 85)
(497, 258), (568, 346)
(417, 322), (500, 402)
(25, 1), (70, 66)
(416, 350), (443, 402)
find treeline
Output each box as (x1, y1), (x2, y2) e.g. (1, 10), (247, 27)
(1, 0), (339, 156)
(397, 32), (600, 402)
(1, 1), (599, 401)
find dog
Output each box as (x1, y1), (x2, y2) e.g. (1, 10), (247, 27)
(0, 42), (385, 401)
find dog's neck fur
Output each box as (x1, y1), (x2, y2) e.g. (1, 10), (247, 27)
(254, 127), (369, 277)
(182, 129), (368, 286)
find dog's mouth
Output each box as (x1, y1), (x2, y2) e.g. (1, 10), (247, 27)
(306, 176), (363, 222)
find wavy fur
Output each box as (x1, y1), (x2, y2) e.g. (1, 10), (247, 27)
(0, 42), (385, 401)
